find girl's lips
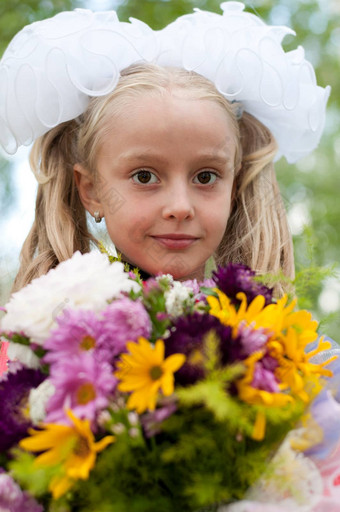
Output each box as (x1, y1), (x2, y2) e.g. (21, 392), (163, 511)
(151, 235), (199, 249)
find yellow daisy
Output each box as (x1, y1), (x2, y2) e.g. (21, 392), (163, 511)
(115, 337), (186, 414)
(209, 289), (337, 440)
(272, 333), (335, 401)
(19, 409), (114, 499)
(207, 290), (318, 342)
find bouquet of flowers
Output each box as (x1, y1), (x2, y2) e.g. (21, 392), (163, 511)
(0, 251), (340, 512)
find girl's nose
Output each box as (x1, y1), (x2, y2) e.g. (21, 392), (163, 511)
(161, 184), (195, 221)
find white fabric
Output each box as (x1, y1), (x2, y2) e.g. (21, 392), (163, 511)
(0, 2), (330, 161)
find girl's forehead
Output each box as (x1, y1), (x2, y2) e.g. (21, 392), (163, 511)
(97, 92), (238, 165)
(102, 88), (236, 134)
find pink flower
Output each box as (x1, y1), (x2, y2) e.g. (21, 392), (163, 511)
(43, 298), (152, 366)
(0, 471), (42, 512)
(251, 359), (280, 393)
(237, 323), (270, 356)
(43, 309), (106, 363)
(100, 297), (152, 359)
(45, 352), (116, 425)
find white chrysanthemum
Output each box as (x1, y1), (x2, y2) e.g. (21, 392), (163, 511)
(1, 251), (140, 347)
(164, 281), (193, 317)
(29, 379), (55, 425)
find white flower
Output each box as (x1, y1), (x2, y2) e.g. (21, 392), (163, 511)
(1, 251), (140, 347)
(164, 281), (193, 317)
(156, 274), (174, 285)
(7, 343), (40, 369)
(112, 423), (126, 435)
(128, 412), (139, 426)
(29, 379), (55, 425)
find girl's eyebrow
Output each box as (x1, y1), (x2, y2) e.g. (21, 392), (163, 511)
(118, 151), (232, 165)
(118, 151), (168, 164)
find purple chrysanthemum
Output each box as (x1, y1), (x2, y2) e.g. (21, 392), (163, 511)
(43, 308), (106, 364)
(100, 297), (152, 360)
(0, 368), (45, 451)
(227, 323), (270, 360)
(0, 471), (43, 512)
(45, 352), (117, 425)
(212, 263), (273, 306)
(251, 357), (280, 393)
(165, 312), (233, 385)
(44, 298), (151, 366)
(165, 313), (274, 386)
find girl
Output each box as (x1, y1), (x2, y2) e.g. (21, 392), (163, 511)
(0, 2), (330, 294)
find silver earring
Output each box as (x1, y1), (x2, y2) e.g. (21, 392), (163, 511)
(93, 211), (102, 223)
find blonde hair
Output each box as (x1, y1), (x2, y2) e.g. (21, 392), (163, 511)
(13, 63), (294, 293)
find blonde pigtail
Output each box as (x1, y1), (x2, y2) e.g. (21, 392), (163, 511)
(217, 112), (294, 295)
(12, 123), (97, 292)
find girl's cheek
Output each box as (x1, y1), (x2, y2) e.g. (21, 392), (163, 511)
(110, 215), (150, 245)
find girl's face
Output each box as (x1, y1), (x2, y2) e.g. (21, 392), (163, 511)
(76, 92), (237, 281)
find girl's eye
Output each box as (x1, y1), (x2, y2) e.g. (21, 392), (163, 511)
(132, 170), (158, 184)
(194, 171), (217, 185)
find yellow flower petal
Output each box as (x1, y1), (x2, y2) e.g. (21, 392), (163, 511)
(252, 411), (266, 441)
(125, 340), (151, 363)
(50, 474), (73, 500)
(118, 374), (152, 392)
(154, 339), (165, 362)
(93, 435), (115, 453)
(19, 426), (73, 452)
(160, 372), (174, 396)
(163, 353), (186, 373)
(20, 410), (113, 498)
(116, 337), (185, 413)
(34, 441), (75, 467)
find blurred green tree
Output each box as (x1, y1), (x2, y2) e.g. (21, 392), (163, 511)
(0, 0), (74, 55)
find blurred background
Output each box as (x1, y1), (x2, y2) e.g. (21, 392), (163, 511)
(0, 0), (339, 339)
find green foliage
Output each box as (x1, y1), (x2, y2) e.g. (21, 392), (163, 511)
(0, 0), (76, 56)
(142, 285), (170, 341)
(68, 399), (297, 511)
(116, 0), (222, 29)
(98, 244), (143, 283)
(0, 158), (15, 214)
(294, 264), (337, 311)
(9, 449), (56, 497)
(63, 337), (305, 511)
(2, 332), (30, 345)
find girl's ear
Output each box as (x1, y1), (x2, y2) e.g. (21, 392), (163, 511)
(74, 164), (102, 215)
